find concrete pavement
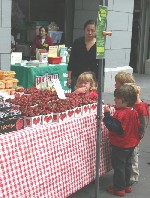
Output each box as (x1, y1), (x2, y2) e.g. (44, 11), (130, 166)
(68, 73), (150, 198)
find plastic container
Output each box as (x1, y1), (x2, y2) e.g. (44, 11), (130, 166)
(48, 57), (62, 64)
(9, 71), (16, 78)
(48, 31), (63, 44)
(0, 71), (9, 80)
(12, 78), (19, 88)
(5, 80), (13, 89)
(0, 71), (16, 80)
(0, 81), (5, 89)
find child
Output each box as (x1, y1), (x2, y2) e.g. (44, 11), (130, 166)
(73, 71), (98, 99)
(115, 71), (135, 89)
(103, 84), (140, 197)
(125, 83), (149, 185)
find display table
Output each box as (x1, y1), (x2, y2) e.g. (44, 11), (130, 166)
(11, 63), (70, 91)
(1, 113), (112, 198)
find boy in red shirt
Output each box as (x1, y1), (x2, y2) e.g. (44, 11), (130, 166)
(103, 84), (140, 196)
(115, 72), (149, 185)
(125, 83), (149, 184)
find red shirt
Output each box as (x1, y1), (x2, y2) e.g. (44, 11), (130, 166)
(31, 35), (53, 55)
(89, 90), (98, 99)
(134, 102), (149, 119)
(134, 102), (149, 138)
(109, 108), (140, 148)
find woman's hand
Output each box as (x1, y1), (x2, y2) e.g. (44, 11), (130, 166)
(67, 78), (71, 88)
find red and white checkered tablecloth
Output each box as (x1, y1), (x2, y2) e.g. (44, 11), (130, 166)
(0, 112), (113, 198)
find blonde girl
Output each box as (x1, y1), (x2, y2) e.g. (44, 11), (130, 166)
(74, 71), (98, 98)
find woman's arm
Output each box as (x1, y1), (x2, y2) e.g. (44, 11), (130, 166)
(31, 37), (37, 55)
(67, 71), (72, 87)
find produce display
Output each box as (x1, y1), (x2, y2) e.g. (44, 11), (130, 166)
(0, 70), (19, 95)
(6, 87), (98, 128)
(0, 96), (24, 134)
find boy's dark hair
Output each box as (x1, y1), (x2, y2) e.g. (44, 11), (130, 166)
(114, 84), (137, 107)
(84, 19), (96, 30)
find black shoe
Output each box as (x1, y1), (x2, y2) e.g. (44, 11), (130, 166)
(147, 162), (150, 165)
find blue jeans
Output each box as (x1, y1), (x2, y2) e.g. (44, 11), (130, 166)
(111, 145), (134, 191)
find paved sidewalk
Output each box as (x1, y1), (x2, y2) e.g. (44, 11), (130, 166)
(69, 74), (150, 198)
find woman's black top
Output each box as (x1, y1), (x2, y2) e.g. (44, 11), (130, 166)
(67, 37), (99, 78)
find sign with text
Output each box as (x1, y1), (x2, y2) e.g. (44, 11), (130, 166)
(48, 46), (58, 57)
(96, 5), (107, 59)
(51, 78), (66, 99)
(11, 52), (22, 64)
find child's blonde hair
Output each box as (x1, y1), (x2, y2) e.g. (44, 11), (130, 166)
(76, 72), (97, 91)
(115, 71), (135, 85)
(124, 83), (141, 95)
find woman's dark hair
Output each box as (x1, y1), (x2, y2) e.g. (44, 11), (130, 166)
(84, 19), (96, 30)
(114, 84), (137, 107)
(39, 26), (48, 33)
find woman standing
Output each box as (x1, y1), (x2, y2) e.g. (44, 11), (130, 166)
(67, 19), (98, 91)
(31, 26), (53, 57)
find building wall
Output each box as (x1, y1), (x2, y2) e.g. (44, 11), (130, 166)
(0, 0), (134, 74)
(73, 0), (134, 68)
(0, 0), (12, 70)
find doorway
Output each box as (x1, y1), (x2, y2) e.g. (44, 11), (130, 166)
(11, 0), (75, 59)
(130, 0), (150, 73)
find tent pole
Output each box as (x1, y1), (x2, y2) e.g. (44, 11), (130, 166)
(95, 1), (106, 197)
(95, 58), (104, 198)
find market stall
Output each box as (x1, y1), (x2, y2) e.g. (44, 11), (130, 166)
(0, 109), (114, 198)
(11, 63), (69, 90)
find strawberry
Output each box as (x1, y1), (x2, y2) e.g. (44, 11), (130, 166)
(15, 118), (24, 130)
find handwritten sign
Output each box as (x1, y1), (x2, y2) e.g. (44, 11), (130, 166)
(48, 46), (58, 57)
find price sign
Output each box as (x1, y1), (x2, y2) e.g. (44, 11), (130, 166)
(96, 6), (108, 59)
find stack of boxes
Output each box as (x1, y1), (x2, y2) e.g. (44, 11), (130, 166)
(0, 71), (19, 95)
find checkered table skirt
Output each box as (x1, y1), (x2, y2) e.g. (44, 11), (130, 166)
(0, 112), (112, 198)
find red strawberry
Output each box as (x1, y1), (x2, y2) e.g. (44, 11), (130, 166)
(15, 118), (24, 130)
(26, 119), (30, 126)
(75, 108), (81, 114)
(60, 113), (66, 121)
(91, 103), (97, 110)
(68, 111), (74, 117)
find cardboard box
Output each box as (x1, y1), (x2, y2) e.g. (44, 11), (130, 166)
(41, 113), (53, 125)
(82, 104), (91, 115)
(74, 106), (82, 117)
(90, 103), (97, 113)
(24, 115), (42, 127)
(66, 109), (75, 119)
(53, 112), (67, 123)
